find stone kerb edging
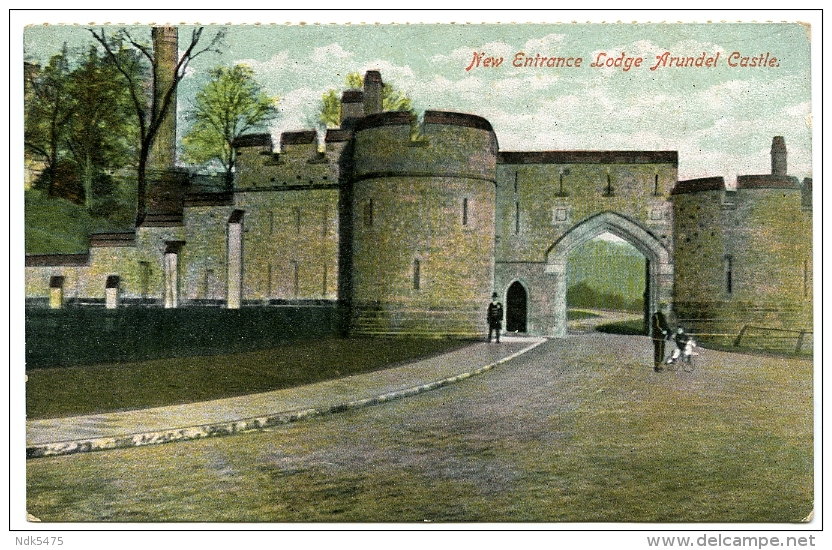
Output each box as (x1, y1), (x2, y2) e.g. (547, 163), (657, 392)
(27, 338), (547, 459)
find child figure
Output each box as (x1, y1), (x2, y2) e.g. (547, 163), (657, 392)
(667, 327), (698, 364)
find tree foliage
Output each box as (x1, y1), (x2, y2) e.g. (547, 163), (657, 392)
(25, 44), (139, 215)
(182, 64), (279, 188)
(24, 46), (75, 199)
(90, 26), (225, 222)
(318, 71), (415, 129)
(64, 46), (140, 209)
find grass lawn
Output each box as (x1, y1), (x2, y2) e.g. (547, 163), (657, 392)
(26, 335), (813, 522)
(25, 336), (468, 419)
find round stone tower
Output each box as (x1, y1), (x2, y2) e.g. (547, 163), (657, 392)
(349, 110), (498, 336)
(672, 137), (812, 347)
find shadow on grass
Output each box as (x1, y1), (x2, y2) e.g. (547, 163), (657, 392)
(26, 336), (472, 420)
(566, 309), (602, 321)
(594, 318), (646, 336)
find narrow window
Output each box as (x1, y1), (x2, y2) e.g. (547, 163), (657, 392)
(653, 173), (660, 196)
(266, 264), (272, 296)
(725, 255), (733, 294)
(803, 259), (809, 298)
(269, 211), (274, 234)
(204, 269), (214, 299)
(364, 199), (374, 227)
(462, 198), (469, 226)
(557, 167), (570, 196)
(293, 207), (301, 234)
(515, 202), (520, 234)
(321, 207), (328, 237)
(603, 172), (614, 196)
(322, 263), (328, 296)
(413, 259), (421, 290)
(292, 260), (300, 297)
(514, 173), (520, 234)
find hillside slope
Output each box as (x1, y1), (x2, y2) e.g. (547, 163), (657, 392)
(25, 190), (131, 255)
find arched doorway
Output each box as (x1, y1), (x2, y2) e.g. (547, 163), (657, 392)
(545, 211), (673, 337)
(506, 281), (527, 332)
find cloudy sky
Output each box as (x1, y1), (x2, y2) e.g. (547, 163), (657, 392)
(22, 18), (813, 183)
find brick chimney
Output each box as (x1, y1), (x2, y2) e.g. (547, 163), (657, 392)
(363, 70), (383, 116)
(771, 136), (787, 176)
(148, 26), (178, 172)
(340, 89), (364, 127)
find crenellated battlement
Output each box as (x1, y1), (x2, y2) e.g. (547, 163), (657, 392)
(352, 110), (498, 183)
(233, 129), (340, 190)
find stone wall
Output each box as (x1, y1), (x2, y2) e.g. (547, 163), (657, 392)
(672, 173), (812, 345)
(349, 111), (498, 336)
(234, 188), (341, 302)
(494, 152), (676, 336)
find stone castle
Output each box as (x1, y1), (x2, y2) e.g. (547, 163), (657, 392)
(24, 29), (813, 343)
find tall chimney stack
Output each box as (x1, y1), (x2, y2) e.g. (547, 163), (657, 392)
(771, 136), (787, 176)
(148, 26), (178, 172)
(363, 70), (383, 116)
(144, 26), (186, 223)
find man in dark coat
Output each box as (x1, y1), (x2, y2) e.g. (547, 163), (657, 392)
(651, 303), (670, 371)
(487, 292), (503, 343)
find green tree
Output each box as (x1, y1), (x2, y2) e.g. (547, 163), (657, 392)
(24, 45), (76, 199)
(318, 71), (415, 129)
(182, 64), (279, 189)
(64, 46), (139, 210)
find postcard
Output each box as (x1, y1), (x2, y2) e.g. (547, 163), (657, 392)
(16, 10), (817, 539)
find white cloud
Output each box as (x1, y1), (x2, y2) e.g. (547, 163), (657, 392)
(522, 33), (567, 53)
(310, 43), (353, 64)
(237, 52), (291, 73)
(786, 101), (811, 120)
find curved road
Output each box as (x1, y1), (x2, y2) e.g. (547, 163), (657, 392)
(26, 330), (813, 523)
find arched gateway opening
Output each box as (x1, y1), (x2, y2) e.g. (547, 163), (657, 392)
(545, 212), (673, 338)
(567, 233), (646, 333)
(506, 281), (528, 332)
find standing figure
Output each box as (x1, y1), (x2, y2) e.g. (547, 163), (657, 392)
(651, 303), (670, 371)
(487, 292), (504, 343)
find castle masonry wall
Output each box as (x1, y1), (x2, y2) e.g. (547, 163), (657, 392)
(731, 186), (812, 319)
(24, 224), (185, 306)
(181, 205), (234, 302)
(495, 159), (676, 264)
(234, 131), (339, 191)
(353, 111), (498, 182)
(350, 175), (496, 336)
(350, 113), (497, 336)
(493, 156), (676, 336)
(233, 188), (341, 302)
(672, 179), (812, 343)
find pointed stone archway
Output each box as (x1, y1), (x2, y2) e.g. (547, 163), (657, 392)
(544, 211), (673, 337)
(505, 280), (528, 333)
